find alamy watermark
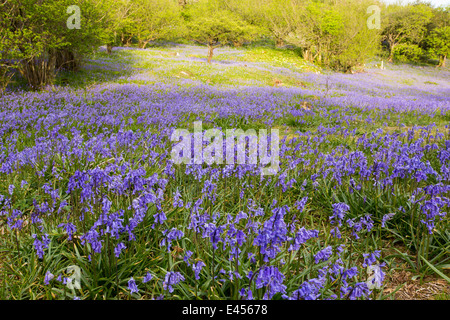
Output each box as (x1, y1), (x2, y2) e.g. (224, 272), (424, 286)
(367, 5), (381, 30)
(170, 121), (280, 176)
(67, 5), (81, 29)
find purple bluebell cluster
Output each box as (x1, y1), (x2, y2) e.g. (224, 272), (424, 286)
(0, 46), (448, 300)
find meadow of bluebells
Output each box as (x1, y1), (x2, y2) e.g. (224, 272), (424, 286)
(0, 46), (449, 300)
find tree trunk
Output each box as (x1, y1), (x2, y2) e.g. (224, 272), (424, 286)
(138, 34), (143, 49)
(207, 45), (214, 64)
(125, 36), (132, 47)
(388, 44), (395, 62)
(55, 49), (79, 72)
(232, 40), (243, 47)
(388, 53), (393, 62)
(314, 45), (322, 65)
(303, 49), (309, 61)
(0, 66), (14, 92)
(106, 44), (112, 54)
(19, 50), (56, 90)
(439, 55), (446, 68)
(141, 40), (151, 49)
(275, 37), (284, 48)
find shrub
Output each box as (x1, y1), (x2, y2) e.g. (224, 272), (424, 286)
(393, 43), (424, 63)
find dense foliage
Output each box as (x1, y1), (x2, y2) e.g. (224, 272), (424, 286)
(0, 0), (106, 91)
(1, 0), (449, 91)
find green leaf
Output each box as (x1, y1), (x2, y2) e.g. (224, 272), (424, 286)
(420, 256), (450, 283)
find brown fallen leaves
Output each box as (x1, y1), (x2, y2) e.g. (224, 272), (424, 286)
(383, 269), (450, 300)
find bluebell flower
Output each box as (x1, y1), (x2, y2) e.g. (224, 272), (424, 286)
(348, 282), (371, 300)
(235, 230), (246, 246)
(183, 250), (193, 266)
(128, 277), (139, 294)
(114, 242), (127, 258)
(104, 210), (125, 239)
(163, 271), (185, 293)
(294, 196), (308, 212)
(203, 223), (224, 250)
(234, 211), (248, 223)
(240, 288), (254, 300)
(330, 203), (350, 226)
(192, 261), (206, 280)
(143, 272), (153, 283)
(80, 228), (103, 254)
(102, 197), (112, 214)
(289, 227), (319, 251)
(361, 214), (374, 231)
(173, 188), (184, 208)
(336, 244), (345, 256)
(254, 205), (289, 261)
(160, 228), (184, 252)
(254, 266), (286, 299)
(32, 233), (50, 259)
(362, 250), (381, 268)
(44, 271), (54, 285)
(153, 210), (167, 225)
(314, 246), (333, 264)
(58, 222), (77, 241)
(7, 209), (24, 230)
(381, 213), (395, 228)
(419, 197), (448, 234)
(288, 278), (325, 300)
(330, 226), (341, 239)
(342, 266), (358, 281)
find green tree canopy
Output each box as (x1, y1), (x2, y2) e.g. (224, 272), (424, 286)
(427, 26), (449, 67)
(1, 0), (106, 90)
(382, 3), (434, 62)
(183, 0), (258, 63)
(130, 0), (182, 49)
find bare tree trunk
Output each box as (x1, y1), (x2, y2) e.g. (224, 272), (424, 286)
(55, 49), (79, 72)
(388, 44), (395, 62)
(275, 37), (284, 48)
(0, 66), (14, 92)
(303, 49), (312, 62)
(19, 50), (56, 90)
(107, 44), (112, 54)
(125, 36), (132, 47)
(317, 53), (321, 64)
(138, 34), (152, 49)
(232, 40), (243, 47)
(207, 45), (214, 64)
(304, 48), (315, 63)
(439, 55), (446, 68)
(141, 40), (151, 49)
(138, 33), (143, 49)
